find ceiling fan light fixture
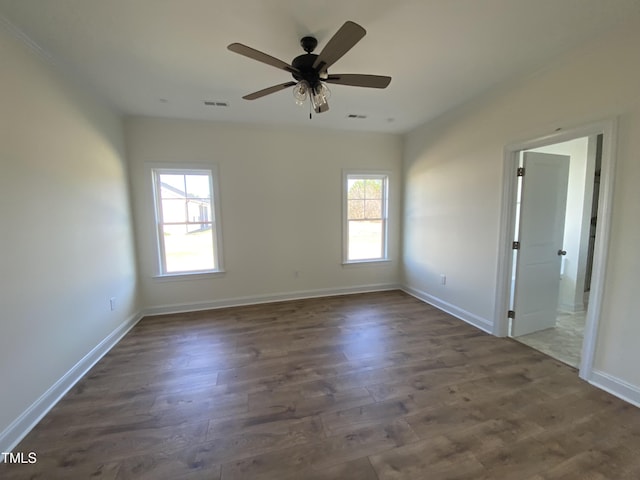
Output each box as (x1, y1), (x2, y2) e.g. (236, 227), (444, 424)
(293, 80), (309, 106)
(311, 82), (331, 113)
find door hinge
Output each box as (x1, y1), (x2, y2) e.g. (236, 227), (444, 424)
(517, 167), (525, 177)
(507, 310), (515, 319)
(512, 241), (520, 250)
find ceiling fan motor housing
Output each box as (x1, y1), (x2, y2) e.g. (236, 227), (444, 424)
(292, 50), (322, 89)
(300, 36), (318, 53)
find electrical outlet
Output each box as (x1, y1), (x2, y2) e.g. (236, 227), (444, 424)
(109, 297), (116, 311)
(440, 274), (447, 285)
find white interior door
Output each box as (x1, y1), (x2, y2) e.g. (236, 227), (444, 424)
(512, 152), (570, 336)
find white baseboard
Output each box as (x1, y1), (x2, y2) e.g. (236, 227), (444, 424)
(558, 302), (585, 314)
(589, 370), (640, 408)
(3, 287), (637, 456)
(0, 312), (143, 454)
(1, 284), (397, 454)
(143, 283), (400, 316)
(401, 285), (493, 334)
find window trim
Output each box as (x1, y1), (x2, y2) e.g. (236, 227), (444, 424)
(149, 164), (225, 278)
(342, 170), (390, 264)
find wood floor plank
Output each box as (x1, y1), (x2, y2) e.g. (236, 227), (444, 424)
(321, 394), (421, 436)
(286, 457), (380, 480)
(369, 434), (486, 480)
(221, 419), (419, 480)
(116, 453), (221, 480)
(0, 460), (121, 480)
(2, 290), (640, 479)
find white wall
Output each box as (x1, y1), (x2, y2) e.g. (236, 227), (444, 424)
(2, 10), (638, 454)
(403, 19), (640, 393)
(126, 118), (403, 312)
(529, 137), (594, 313)
(0, 27), (139, 449)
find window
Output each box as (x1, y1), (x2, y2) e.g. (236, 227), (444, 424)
(151, 167), (223, 275)
(343, 173), (389, 262)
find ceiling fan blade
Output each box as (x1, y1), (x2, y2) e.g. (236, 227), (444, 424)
(228, 43), (299, 74)
(312, 21), (366, 71)
(243, 81), (297, 100)
(325, 74), (392, 88)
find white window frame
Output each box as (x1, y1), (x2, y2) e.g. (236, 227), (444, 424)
(150, 164), (224, 277)
(342, 171), (390, 264)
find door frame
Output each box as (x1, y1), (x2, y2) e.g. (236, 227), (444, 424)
(493, 118), (618, 381)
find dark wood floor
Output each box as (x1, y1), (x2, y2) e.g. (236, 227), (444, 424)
(2, 290), (640, 479)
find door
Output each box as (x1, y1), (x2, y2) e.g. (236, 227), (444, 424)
(512, 152), (570, 336)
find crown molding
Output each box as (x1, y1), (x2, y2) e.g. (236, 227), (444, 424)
(0, 14), (56, 65)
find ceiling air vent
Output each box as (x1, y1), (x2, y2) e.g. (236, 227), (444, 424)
(347, 114), (367, 119)
(204, 101), (229, 107)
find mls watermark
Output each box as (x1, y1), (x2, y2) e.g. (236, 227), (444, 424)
(2, 451), (37, 464)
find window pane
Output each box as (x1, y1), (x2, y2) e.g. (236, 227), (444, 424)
(162, 224), (214, 272)
(348, 199), (365, 220)
(365, 179), (383, 199)
(153, 168), (221, 275)
(348, 220), (383, 260)
(185, 174), (211, 199)
(347, 179), (366, 199)
(161, 198), (186, 223)
(364, 199), (382, 219)
(187, 200), (211, 223)
(159, 174), (186, 194)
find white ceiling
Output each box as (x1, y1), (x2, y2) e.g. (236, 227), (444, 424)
(1, 0), (639, 134)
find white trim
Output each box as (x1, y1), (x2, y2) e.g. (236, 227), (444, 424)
(147, 162), (225, 276)
(342, 170), (391, 264)
(493, 146), (520, 336)
(0, 312), (143, 454)
(590, 370), (640, 409)
(402, 285), (493, 334)
(557, 301), (585, 314)
(342, 259), (392, 267)
(152, 270), (226, 281)
(143, 283), (400, 316)
(494, 118), (618, 381)
(0, 285), (391, 453)
(0, 15), (56, 65)
(578, 119), (617, 381)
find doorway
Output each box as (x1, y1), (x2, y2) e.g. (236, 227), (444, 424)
(494, 119), (617, 381)
(509, 136), (600, 368)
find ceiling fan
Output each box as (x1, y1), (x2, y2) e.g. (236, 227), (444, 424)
(228, 21), (391, 115)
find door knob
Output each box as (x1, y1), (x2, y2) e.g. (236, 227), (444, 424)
(557, 249), (567, 256)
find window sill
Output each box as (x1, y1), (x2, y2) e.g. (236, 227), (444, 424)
(152, 270), (226, 282)
(342, 259), (392, 267)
